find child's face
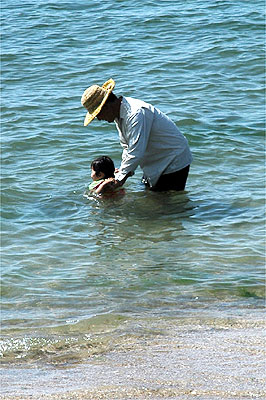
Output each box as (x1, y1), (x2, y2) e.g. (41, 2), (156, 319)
(91, 168), (104, 181)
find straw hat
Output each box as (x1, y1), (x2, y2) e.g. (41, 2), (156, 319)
(81, 78), (115, 126)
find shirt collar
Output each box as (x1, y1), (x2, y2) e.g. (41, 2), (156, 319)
(118, 96), (128, 121)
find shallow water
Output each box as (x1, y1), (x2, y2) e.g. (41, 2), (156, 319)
(1, 0), (265, 376)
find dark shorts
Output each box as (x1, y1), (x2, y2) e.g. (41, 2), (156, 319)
(144, 165), (190, 192)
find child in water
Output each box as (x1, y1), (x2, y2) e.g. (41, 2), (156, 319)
(89, 155), (130, 196)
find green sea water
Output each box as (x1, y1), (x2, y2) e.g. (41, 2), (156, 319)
(1, 0), (265, 381)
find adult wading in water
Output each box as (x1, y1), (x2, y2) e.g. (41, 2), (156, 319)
(81, 79), (192, 191)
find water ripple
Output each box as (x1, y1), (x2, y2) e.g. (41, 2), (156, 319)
(1, 0), (265, 364)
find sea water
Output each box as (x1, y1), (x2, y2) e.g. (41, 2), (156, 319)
(1, 0), (265, 386)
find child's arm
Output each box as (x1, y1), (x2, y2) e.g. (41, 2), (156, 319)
(95, 171), (134, 195)
(94, 178), (116, 195)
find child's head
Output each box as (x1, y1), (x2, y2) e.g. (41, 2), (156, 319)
(91, 156), (115, 181)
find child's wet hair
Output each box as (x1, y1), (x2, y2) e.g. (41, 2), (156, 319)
(91, 156), (115, 179)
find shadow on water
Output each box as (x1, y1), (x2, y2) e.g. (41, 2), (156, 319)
(80, 189), (200, 250)
(27, 185), (254, 237)
(84, 188), (196, 222)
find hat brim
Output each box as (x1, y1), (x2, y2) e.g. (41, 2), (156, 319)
(84, 79), (115, 126)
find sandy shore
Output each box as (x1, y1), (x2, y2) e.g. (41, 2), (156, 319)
(1, 316), (265, 400)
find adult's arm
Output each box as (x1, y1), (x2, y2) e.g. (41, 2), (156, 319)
(115, 108), (153, 182)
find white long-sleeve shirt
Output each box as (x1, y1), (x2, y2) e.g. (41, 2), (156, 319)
(115, 96), (192, 187)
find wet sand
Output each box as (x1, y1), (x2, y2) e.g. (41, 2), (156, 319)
(1, 316), (265, 400)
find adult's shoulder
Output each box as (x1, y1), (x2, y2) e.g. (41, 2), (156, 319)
(123, 96), (154, 114)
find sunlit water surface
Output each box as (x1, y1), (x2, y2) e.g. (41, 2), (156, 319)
(1, 0), (265, 368)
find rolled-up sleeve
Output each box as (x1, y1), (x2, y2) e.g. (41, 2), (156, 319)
(115, 108), (153, 182)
